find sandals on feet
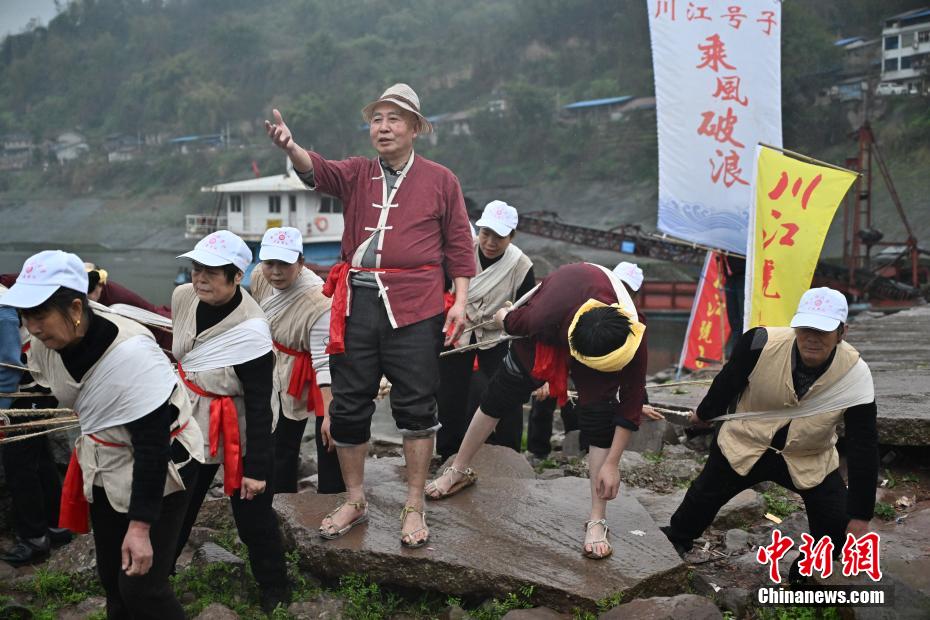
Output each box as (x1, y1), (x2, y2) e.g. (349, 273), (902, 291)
(424, 466), (478, 500)
(319, 500), (368, 540)
(583, 519), (613, 560)
(400, 505), (430, 548)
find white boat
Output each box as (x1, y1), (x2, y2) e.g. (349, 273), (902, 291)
(185, 161), (343, 285)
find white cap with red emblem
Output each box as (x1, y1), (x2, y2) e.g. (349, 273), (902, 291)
(790, 287), (848, 332)
(259, 227), (303, 264)
(0, 250), (89, 309)
(178, 230), (252, 272)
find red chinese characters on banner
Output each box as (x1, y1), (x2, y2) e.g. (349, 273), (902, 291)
(694, 32), (750, 189)
(696, 34), (737, 72)
(710, 148), (749, 187)
(655, 0), (677, 20)
(687, 2), (710, 21)
(757, 10), (778, 35)
(721, 5), (747, 29)
(680, 252), (731, 371)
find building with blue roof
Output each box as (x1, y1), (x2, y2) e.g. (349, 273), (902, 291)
(879, 6), (930, 95)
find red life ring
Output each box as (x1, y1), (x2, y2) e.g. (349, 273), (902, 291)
(314, 216), (329, 232)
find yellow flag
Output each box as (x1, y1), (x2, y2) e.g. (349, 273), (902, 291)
(745, 146), (856, 329)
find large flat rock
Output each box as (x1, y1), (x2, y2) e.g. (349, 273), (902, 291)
(652, 306), (930, 447)
(820, 501), (930, 619)
(274, 446), (686, 611)
(844, 306), (930, 446)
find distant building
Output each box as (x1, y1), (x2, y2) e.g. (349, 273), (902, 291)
(167, 133), (224, 155)
(0, 132), (34, 170)
(424, 109), (476, 145)
(53, 131), (89, 164)
(105, 133), (143, 163)
(561, 96), (634, 123)
(879, 7), (930, 94)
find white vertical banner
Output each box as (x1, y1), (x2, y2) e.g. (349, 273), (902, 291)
(648, 0), (783, 254)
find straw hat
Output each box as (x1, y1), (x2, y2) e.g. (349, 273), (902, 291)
(361, 83), (433, 134)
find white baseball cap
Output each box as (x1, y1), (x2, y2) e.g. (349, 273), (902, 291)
(177, 230), (252, 272)
(259, 227), (303, 263)
(475, 200), (519, 237)
(790, 287), (848, 332)
(612, 261), (644, 292)
(0, 250), (89, 309)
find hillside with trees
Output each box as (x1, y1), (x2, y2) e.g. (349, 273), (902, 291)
(0, 0), (928, 250)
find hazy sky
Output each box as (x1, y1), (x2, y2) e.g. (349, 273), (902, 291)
(0, 0), (61, 38)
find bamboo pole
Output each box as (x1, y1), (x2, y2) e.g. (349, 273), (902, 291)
(0, 408), (75, 418)
(0, 361), (39, 374)
(1, 417), (78, 431)
(0, 424), (80, 445)
(758, 142), (861, 176)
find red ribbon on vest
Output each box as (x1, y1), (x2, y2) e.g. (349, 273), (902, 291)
(273, 341), (325, 416)
(177, 363), (243, 496)
(322, 261), (441, 355)
(59, 423), (189, 533)
(531, 342), (570, 406)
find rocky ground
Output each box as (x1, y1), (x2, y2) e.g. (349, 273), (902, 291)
(1, 405), (927, 619)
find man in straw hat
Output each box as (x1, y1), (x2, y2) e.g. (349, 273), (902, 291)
(662, 287), (878, 584)
(265, 84), (474, 547)
(426, 262), (649, 560)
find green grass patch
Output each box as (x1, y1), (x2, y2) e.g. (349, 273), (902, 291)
(469, 585), (535, 620)
(643, 451), (664, 464)
(12, 567), (104, 619)
(758, 605), (841, 619)
(874, 501), (896, 521)
(762, 487), (801, 519)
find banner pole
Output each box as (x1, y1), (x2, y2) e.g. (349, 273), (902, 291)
(758, 142), (861, 176)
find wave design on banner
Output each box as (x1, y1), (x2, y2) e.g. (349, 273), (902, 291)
(658, 198), (749, 254)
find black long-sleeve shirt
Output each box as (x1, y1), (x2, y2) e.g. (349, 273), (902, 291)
(59, 311), (172, 524)
(195, 286), (274, 482)
(697, 327), (878, 521)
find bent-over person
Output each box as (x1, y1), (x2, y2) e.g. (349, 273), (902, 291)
(426, 262), (648, 560)
(3, 250), (203, 619)
(662, 287), (878, 584)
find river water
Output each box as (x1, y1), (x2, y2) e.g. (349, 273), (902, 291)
(0, 245), (688, 374)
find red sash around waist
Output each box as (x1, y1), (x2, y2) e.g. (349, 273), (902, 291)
(177, 362), (242, 496)
(322, 261), (440, 355)
(273, 341), (325, 417)
(59, 421), (189, 534)
(531, 342), (570, 407)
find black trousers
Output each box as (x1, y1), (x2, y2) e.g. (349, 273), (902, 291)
(91, 463), (196, 620)
(666, 437), (849, 553)
(2, 434), (62, 539)
(330, 286), (444, 445)
(526, 397), (582, 458)
(174, 463), (288, 593)
(273, 414), (345, 494)
(436, 340), (523, 461)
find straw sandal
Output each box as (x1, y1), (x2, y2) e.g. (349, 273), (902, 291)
(400, 505), (430, 548)
(583, 519), (613, 560)
(424, 465), (478, 500)
(319, 500), (368, 540)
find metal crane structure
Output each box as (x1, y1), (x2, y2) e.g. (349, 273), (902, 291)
(842, 121), (927, 298)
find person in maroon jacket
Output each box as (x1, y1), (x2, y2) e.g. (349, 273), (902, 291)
(426, 262), (648, 560)
(265, 83), (474, 548)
